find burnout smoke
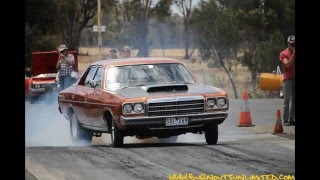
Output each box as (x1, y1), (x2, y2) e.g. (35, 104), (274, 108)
(25, 93), (78, 146)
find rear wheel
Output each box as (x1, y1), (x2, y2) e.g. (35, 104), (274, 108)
(70, 113), (92, 144)
(111, 119), (124, 147)
(205, 124), (218, 145)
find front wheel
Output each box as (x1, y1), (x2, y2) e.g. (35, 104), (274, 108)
(205, 124), (218, 145)
(70, 113), (92, 144)
(111, 119), (124, 147)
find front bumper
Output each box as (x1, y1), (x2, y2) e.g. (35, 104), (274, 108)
(29, 88), (46, 96)
(29, 84), (57, 96)
(120, 111), (228, 127)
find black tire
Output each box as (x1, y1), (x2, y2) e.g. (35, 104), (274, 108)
(70, 113), (92, 144)
(111, 119), (124, 147)
(205, 124), (218, 145)
(158, 136), (178, 143)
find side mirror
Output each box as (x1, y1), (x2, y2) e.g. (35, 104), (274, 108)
(89, 80), (101, 89)
(272, 70), (276, 75)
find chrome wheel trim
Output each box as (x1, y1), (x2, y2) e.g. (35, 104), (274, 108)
(111, 121), (115, 143)
(71, 115), (77, 138)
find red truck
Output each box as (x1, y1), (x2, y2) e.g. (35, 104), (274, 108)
(25, 51), (78, 103)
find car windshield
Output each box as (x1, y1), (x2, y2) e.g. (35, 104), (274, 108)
(106, 63), (196, 89)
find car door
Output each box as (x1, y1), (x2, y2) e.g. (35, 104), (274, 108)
(72, 66), (98, 125)
(84, 66), (106, 127)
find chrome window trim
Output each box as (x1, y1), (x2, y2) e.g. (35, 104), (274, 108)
(58, 99), (118, 107)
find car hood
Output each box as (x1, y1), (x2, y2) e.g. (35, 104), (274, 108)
(33, 73), (57, 78)
(112, 84), (224, 98)
(31, 51), (78, 76)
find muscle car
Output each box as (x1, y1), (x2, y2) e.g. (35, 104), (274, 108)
(26, 51), (78, 103)
(58, 57), (229, 147)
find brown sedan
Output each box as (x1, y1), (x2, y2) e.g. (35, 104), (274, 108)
(58, 57), (229, 147)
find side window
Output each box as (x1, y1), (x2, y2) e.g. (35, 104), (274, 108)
(93, 67), (103, 88)
(84, 66), (98, 86)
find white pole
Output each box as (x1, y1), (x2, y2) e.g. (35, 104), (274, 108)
(98, 0), (102, 60)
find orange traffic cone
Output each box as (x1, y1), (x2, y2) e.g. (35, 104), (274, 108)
(274, 110), (284, 134)
(238, 91), (254, 127)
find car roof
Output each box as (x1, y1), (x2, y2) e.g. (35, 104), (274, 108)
(90, 57), (183, 67)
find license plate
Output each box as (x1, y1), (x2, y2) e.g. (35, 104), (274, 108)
(165, 117), (189, 126)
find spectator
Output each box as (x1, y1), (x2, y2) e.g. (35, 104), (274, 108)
(56, 44), (75, 91)
(279, 35), (295, 126)
(108, 48), (118, 59)
(121, 45), (131, 58)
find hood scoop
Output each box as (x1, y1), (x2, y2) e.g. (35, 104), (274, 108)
(146, 84), (188, 92)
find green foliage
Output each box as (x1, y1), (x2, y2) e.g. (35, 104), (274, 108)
(236, 0), (295, 79)
(190, 0), (241, 98)
(241, 31), (285, 78)
(25, 23), (61, 67)
(191, 0), (294, 81)
(105, 0), (173, 56)
(25, 0), (97, 67)
(25, 0), (61, 68)
(154, 0), (172, 22)
(252, 31), (285, 73)
(25, 0), (59, 34)
(191, 0), (239, 61)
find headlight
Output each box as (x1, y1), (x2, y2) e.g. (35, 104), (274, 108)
(207, 99), (216, 108)
(134, 103), (144, 112)
(217, 98), (226, 107)
(123, 104), (133, 113)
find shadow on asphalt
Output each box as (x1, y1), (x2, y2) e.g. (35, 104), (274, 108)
(90, 142), (226, 148)
(123, 142), (204, 148)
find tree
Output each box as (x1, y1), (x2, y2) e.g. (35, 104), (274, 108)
(113, 0), (172, 57)
(264, 0), (295, 40)
(174, 0), (194, 59)
(242, 31), (285, 88)
(191, 0), (240, 98)
(55, 0), (97, 51)
(25, 0), (61, 68)
(215, 0), (294, 86)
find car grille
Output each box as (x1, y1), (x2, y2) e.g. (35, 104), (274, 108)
(32, 83), (56, 89)
(147, 97), (205, 116)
